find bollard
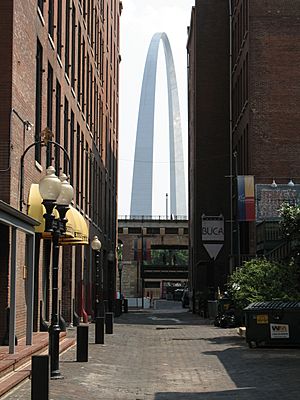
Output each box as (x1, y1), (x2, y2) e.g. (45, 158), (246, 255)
(114, 299), (122, 317)
(105, 312), (114, 334)
(123, 299), (128, 313)
(31, 355), (49, 400)
(76, 325), (89, 362)
(95, 317), (105, 344)
(103, 300), (109, 313)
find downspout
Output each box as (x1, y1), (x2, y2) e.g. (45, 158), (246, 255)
(228, 0), (233, 272)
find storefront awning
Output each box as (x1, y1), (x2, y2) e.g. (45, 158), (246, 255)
(27, 184), (88, 245)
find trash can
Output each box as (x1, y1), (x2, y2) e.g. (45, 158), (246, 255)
(244, 301), (300, 348)
(207, 300), (218, 319)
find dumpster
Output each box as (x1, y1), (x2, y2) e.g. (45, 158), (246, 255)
(244, 301), (300, 348)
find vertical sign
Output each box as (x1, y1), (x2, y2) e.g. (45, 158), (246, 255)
(237, 175), (255, 221)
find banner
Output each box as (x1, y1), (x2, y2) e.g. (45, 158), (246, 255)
(237, 175), (255, 221)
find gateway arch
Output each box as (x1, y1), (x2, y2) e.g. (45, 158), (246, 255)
(130, 32), (187, 217)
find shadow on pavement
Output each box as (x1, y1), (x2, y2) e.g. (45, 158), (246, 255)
(155, 388), (256, 399)
(202, 346), (300, 398)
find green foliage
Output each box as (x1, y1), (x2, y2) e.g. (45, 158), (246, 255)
(279, 203), (300, 239)
(228, 257), (300, 310)
(148, 249), (188, 265)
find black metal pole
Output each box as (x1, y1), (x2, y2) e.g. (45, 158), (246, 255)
(119, 269), (122, 299)
(99, 250), (104, 317)
(49, 228), (62, 379)
(94, 250), (100, 318)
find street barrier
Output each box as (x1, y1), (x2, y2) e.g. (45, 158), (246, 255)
(31, 355), (49, 400)
(95, 317), (105, 344)
(105, 312), (114, 334)
(76, 325), (89, 362)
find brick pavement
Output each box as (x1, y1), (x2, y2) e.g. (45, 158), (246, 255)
(2, 303), (300, 399)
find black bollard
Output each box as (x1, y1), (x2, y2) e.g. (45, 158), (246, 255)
(95, 317), (105, 344)
(114, 299), (122, 317)
(76, 325), (89, 362)
(72, 298), (80, 327)
(31, 355), (49, 400)
(123, 299), (128, 313)
(105, 312), (114, 334)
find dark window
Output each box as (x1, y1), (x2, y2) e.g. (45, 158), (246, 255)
(147, 227), (160, 234)
(165, 227), (178, 234)
(145, 282), (160, 289)
(71, 3), (76, 88)
(57, 0), (62, 58)
(86, 55), (90, 122)
(48, 0), (54, 38)
(65, 0), (70, 76)
(55, 80), (61, 174)
(76, 128), (80, 205)
(35, 40), (43, 163)
(183, 228), (188, 234)
(80, 133), (84, 209)
(46, 63), (53, 166)
(38, 0), (44, 14)
(81, 40), (85, 112)
(70, 111), (75, 185)
(63, 97), (69, 173)
(85, 142), (89, 214)
(128, 227), (142, 234)
(118, 227), (123, 234)
(77, 26), (82, 99)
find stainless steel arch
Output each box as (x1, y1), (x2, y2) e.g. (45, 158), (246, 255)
(130, 32), (187, 217)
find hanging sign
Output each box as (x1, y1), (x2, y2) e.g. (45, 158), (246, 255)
(202, 215), (224, 242)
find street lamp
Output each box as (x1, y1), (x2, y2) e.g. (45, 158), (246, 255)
(39, 166), (73, 379)
(91, 235), (103, 318)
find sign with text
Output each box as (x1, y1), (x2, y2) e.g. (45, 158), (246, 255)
(270, 323), (289, 339)
(256, 184), (300, 221)
(201, 215), (224, 242)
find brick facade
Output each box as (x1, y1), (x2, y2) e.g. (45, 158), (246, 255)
(188, 0), (300, 308)
(0, 0), (121, 343)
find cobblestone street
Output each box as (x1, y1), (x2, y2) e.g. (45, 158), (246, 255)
(3, 302), (300, 400)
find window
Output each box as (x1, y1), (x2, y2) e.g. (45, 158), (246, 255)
(165, 228), (178, 235)
(55, 80), (61, 174)
(56, 0), (62, 58)
(147, 227), (160, 234)
(77, 26), (82, 99)
(70, 111), (75, 185)
(128, 227), (141, 234)
(63, 97), (69, 173)
(81, 40), (85, 112)
(35, 40), (43, 163)
(76, 127), (81, 205)
(46, 63), (53, 166)
(48, 0), (54, 39)
(71, 3), (76, 88)
(38, 0), (44, 14)
(65, 0), (70, 76)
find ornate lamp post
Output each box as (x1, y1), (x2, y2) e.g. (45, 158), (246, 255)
(39, 166), (73, 379)
(91, 236), (103, 318)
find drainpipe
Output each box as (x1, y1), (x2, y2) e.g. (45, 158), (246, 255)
(229, 0), (233, 272)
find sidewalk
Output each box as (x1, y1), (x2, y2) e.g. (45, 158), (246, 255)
(2, 303), (300, 399)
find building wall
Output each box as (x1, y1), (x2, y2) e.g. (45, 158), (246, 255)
(0, 0), (121, 342)
(187, 0), (230, 306)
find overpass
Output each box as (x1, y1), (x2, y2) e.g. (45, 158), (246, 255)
(118, 216), (189, 300)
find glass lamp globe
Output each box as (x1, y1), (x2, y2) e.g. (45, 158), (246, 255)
(91, 235), (102, 251)
(56, 173), (74, 206)
(39, 166), (62, 201)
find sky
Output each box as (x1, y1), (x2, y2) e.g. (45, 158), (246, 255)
(118, 0), (195, 217)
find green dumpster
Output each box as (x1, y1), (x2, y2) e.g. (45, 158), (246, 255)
(244, 301), (300, 348)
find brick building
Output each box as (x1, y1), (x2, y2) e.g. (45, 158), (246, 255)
(187, 0), (300, 311)
(0, 0), (121, 343)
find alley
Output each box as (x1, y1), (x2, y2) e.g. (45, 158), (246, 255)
(3, 302), (300, 400)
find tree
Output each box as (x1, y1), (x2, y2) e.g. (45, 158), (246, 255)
(228, 258), (300, 310)
(279, 203), (300, 240)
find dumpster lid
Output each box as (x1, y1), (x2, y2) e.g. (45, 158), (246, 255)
(244, 301), (300, 311)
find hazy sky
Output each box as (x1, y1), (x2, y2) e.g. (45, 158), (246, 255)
(118, 0), (195, 216)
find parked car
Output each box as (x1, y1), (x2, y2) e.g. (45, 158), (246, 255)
(181, 289), (189, 308)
